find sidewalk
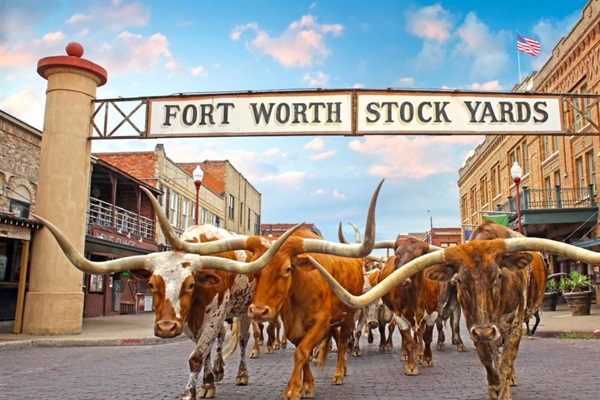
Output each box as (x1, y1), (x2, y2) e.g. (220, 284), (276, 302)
(1, 303), (599, 351)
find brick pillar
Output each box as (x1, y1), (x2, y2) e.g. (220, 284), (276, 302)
(22, 43), (107, 334)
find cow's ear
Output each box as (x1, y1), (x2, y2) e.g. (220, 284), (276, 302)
(499, 252), (534, 271)
(425, 264), (455, 282)
(194, 271), (222, 287)
(129, 269), (152, 281)
(293, 254), (312, 270)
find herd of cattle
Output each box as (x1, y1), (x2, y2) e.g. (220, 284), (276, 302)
(33, 180), (600, 400)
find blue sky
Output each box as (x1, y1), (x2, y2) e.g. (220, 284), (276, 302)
(0, 0), (588, 243)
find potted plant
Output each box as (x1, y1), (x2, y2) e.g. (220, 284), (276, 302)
(542, 279), (560, 312)
(559, 271), (593, 316)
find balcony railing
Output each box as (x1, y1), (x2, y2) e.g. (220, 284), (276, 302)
(87, 197), (155, 240)
(495, 185), (597, 214)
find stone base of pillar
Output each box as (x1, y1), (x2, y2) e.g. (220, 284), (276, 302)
(22, 291), (84, 335)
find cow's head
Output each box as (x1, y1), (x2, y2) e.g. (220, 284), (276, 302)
(32, 208), (300, 339)
(425, 241), (534, 342)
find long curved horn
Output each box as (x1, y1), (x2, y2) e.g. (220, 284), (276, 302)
(303, 179), (384, 257)
(547, 272), (567, 280)
(374, 240), (443, 252)
(307, 250), (445, 308)
(191, 223), (302, 273)
(504, 238), (600, 264)
(141, 186), (248, 253)
(337, 222), (362, 244)
(32, 213), (147, 274)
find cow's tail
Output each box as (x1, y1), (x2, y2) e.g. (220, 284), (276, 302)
(315, 333), (332, 372)
(223, 317), (240, 361)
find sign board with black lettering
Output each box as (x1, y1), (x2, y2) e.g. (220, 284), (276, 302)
(145, 90), (563, 138)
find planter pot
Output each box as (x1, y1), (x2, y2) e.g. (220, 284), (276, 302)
(542, 292), (559, 312)
(563, 291), (592, 316)
(595, 283), (600, 305)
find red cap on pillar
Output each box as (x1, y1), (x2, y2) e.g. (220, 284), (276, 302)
(37, 42), (108, 86)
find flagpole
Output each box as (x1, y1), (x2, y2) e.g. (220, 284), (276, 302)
(516, 30), (522, 83)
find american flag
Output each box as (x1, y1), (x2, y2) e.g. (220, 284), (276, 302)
(517, 33), (541, 56)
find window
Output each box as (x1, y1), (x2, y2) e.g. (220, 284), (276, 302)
(461, 195), (468, 222)
(542, 136), (550, 160)
(228, 194), (235, 220)
(9, 199), (30, 218)
(576, 157), (585, 188)
(201, 209), (207, 224)
(239, 202), (244, 226)
(253, 213), (261, 235)
(491, 164), (500, 198)
(554, 170), (561, 187)
(247, 207), (251, 230)
(469, 185), (477, 217)
(169, 191), (179, 226)
(572, 83), (591, 132)
(480, 176), (488, 207)
(544, 176), (553, 207)
(523, 141), (529, 175)
(182, 199), (190, 229)
(586, 150), (596, 193)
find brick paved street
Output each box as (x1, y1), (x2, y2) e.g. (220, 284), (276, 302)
(1, 329), (600, 399)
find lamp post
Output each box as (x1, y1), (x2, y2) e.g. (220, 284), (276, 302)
(193, 165), (204, 225)
(510, 161), (523, 234)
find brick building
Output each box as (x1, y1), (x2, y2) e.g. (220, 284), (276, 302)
(180, 160), (262, 236)
(0, 111), (42, 322)
(458, 1), (599, 280)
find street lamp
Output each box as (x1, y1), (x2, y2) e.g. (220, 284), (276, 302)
(510, 161), (523, 234)
(193, 165), (204, 225)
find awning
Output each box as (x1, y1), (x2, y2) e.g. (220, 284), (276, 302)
(572, 237), (600, 249)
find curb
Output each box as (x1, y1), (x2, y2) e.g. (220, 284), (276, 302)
(0, 335), (188, 351)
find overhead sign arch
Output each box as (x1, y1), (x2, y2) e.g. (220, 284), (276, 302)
(91, 89), (599, 140)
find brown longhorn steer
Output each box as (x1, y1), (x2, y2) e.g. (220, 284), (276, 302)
(377, 236), (442, 375)
(32, 211), (298, 400)
(307, 221), (600, 400)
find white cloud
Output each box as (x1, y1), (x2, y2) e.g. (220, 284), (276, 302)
(302, 71), (329, 87)
(396, 77), (415, 87)
(66, 0), (150, 31)
(332, 189), (346, 200)
(231, 14), (343, 68)
(309, 150), (337, 161)
(454, 13), (510, 80)
(405, 4), (453, 42)
(348, 135), (484, 179)
(264, 147), (282, 156)
(98, 32), (173, 74)
(468, 80), (504, 91)
(304, 137), (324, 151)
(190, 66), (208, 77)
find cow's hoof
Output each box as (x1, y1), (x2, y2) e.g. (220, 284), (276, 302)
(282, 342), (287, 349)
(400, 354), (408, 362)
(404, 365), (419, 376)
(266, 346), (274, 354)
(250, 350), (260, 358)
(421, 358), (434, 367)
(274, 343), (281, 350)
(300, 387), (316, 398)
(416, 354), (423, 363)
(487, 385), (500, 400)
(198, 385), (215, 399)
(236, 375), (249, 385)
(509, 374), (519, 386)
(436, 343), (445, 350)
(331, 375), (344, 385)
(457, 344), (467, 352)
(351, 349), (362, 357)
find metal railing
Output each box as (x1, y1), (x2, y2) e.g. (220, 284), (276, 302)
(495, 185), (597, 213)
(87, 197), (155, 240)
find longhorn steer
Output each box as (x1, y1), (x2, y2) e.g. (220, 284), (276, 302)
(307, 221), (600, 400)
(32, 210), (297, 400)
(376, 236), (442, 375)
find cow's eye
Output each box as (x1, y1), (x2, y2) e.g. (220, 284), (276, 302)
(187, 282), (195, 291)
(285, 266), (293, 275)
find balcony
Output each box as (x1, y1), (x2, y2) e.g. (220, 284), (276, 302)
(87, 197), (155, 240)
(493, 185), (598, 238)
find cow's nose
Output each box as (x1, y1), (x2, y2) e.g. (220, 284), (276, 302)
(367, 320), (379, 330)
(470, 325), (497, 342)
(248, 304), (271, 322)
(155, 320), (182, 338)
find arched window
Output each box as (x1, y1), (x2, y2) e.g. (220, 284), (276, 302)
(9, 185), (31, 218)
